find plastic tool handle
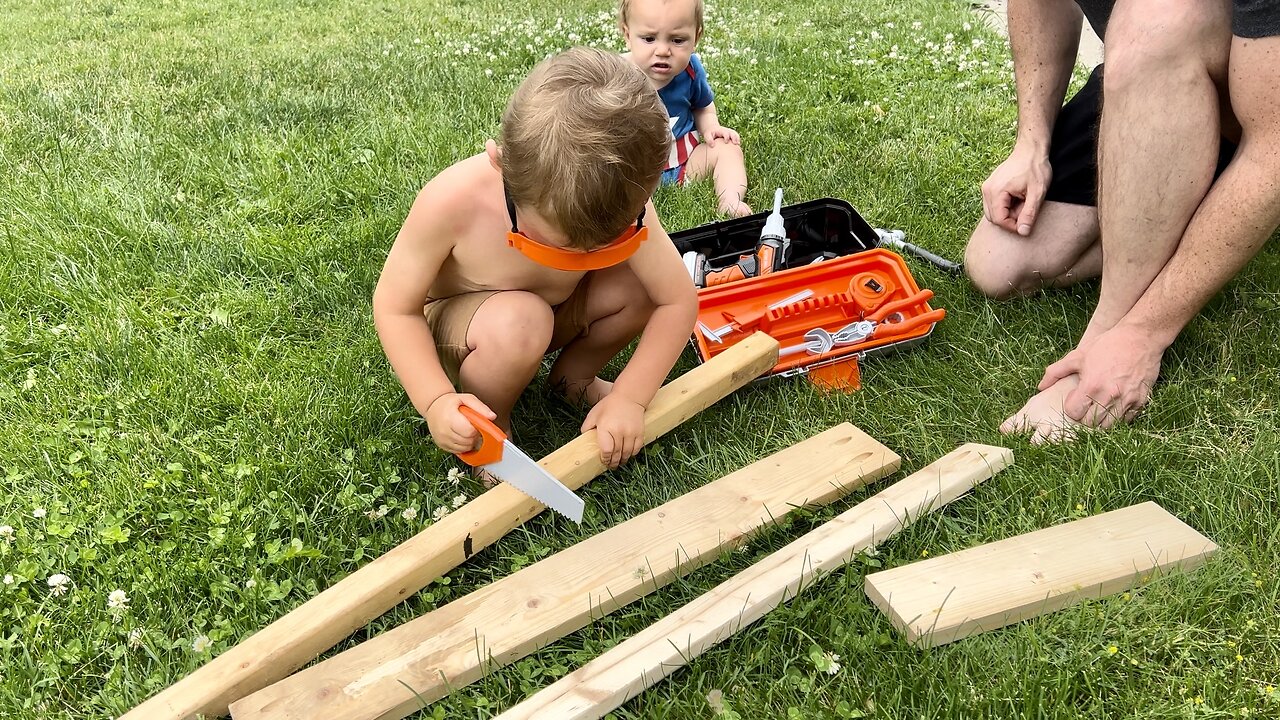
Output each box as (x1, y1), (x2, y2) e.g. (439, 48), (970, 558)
(888, 307), (947, 335)
(869, 289), (935, 323)
(457, 405), (505, 467)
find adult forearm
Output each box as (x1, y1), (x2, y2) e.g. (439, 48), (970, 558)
(1007, 0), (1083, 151)
(610, 302), (698, 408)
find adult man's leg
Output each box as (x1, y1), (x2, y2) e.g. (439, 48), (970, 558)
(1041, 30), (1280, 428)
(965, 202), (1100, 299)
(1002, 0), (1233, 442)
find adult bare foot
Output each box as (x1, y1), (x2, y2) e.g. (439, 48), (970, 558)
(551, 376), (613, 408)
(1000, 374), (1085, 445)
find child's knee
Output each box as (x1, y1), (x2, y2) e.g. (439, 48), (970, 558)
(586, 275), (654, 334)
(469, 292), (555, 362)
(713, 141), (744, 164)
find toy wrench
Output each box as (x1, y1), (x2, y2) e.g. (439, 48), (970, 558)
(839, 290), (946, 344)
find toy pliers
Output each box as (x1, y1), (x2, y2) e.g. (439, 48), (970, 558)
(838, 289), (946, 344)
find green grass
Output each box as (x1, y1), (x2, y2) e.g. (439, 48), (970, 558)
(1, 0), (1277, 717)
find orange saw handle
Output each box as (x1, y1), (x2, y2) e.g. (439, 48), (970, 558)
(457, 405), (505, 467)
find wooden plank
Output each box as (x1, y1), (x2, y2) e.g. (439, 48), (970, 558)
(123, 333), (780, 719)
(864, 501), (1219, 648)
(230, 423), (900, 720)
(495, 443), (1014, 720)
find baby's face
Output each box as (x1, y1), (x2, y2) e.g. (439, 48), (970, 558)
(621, 0), (700, 89)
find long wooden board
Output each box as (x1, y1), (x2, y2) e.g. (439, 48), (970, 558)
(123, 333), (780, 719)
(864, 501), (1219, 647)
(230, 423), (900, 719)
(494, 443), (1013, 720)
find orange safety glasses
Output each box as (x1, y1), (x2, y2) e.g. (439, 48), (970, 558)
(504, 184), (648, 272)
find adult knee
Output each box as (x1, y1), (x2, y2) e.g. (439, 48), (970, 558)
(470, 292), (554, 364)
(1105, 0), (1231, 91)
(964, 226), (1039, 300)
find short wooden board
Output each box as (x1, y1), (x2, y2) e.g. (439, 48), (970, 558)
(864, 501), (1219, 647)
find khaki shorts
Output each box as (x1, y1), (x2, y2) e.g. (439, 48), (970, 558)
(423, 275), (593, 385)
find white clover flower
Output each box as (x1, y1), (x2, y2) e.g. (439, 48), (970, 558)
(446, 468), (465, 485)
(401, 507), (418, 521)
(0, 525), (13, 542)
(33, 508), (47, 519)
(2, 574), (13, 585)
(824, 651), (841, 675)
(245, 579), (257, 589)
(127, 627), (145, 649)
(191, 634), (212, 653)
(365, 504), (390, 520)
(47, 573), (71, 596)
(107, 589), (129, 610)
(451, 494), (467, 509)
(432, 506), (450, 521)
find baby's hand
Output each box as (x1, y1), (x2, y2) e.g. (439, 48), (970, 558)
(425, 393), (496, 455)
(580, 394), (646, 469)
(706, 125), (741, 146)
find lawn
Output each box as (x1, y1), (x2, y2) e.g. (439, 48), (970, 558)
(1, 0), (1277, 717)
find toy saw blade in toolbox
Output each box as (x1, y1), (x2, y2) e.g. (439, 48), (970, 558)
(691, 249), (945, 378)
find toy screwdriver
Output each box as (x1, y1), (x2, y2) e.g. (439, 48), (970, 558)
(702, 188), (789, 286)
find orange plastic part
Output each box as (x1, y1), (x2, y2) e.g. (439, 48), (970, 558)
(507, 225), (648, 272)
(692, 249), (942, 378)
(806, 357), (862, 392)
(456, 405), (505, 467)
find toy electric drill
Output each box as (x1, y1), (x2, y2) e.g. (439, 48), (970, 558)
(684, 188), (790, 288)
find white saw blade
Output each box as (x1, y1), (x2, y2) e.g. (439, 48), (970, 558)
(483, 440), (585, 523)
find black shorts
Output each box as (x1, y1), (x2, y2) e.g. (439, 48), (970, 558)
(1044, 65), (1239, 207)
(1234, 0), (1280, 38)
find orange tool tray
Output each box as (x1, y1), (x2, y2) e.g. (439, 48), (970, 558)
(692, 249), (941, 378)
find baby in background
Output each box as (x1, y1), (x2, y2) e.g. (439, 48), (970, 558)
(620, 0), (752, 217)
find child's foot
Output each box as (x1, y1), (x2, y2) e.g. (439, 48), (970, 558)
(999, 374), (1084, 445)
(474, 467), (501, 488)
(551, 376), (613, 408)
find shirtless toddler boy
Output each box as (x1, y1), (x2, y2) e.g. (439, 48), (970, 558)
(373, 47), (698, 469)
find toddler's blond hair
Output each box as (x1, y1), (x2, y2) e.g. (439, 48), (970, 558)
(501, 47), (670, 250)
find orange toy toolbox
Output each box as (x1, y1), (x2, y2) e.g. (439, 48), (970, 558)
(691, 249), (945, 380)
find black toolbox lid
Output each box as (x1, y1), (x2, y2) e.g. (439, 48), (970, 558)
(669, 197), (880, 268)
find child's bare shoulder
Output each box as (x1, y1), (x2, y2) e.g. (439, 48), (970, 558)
(398, 154), (502, 246)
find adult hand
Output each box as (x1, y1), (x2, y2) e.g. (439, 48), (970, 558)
(981, 145), (1052, 236)
(1057, 325), (1164, 428)
(425, 392), (496, 454)
(581, 393), (646, 469)
(705, 125), (741, 147)
(1038, 344), (1090, 391)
